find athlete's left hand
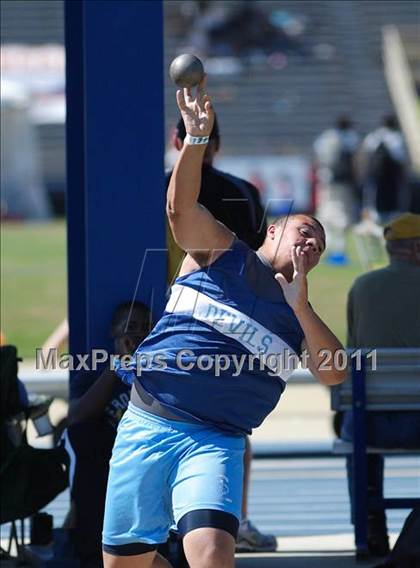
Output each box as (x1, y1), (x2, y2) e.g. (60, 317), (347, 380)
(275, 245), (309, 314)
(176, 75), (214, 138)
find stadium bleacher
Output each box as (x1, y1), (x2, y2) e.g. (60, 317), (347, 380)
(0, 0), (63, 44)
(164, 0), (420, 155)
(1, 0), (419, 190)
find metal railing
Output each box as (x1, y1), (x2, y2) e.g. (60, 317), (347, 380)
(19, 367), (315, 399)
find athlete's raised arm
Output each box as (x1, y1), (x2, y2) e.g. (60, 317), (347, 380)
(166, 79), (234, 265)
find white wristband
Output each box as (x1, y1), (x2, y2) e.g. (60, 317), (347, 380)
(185, 133), (209, 145)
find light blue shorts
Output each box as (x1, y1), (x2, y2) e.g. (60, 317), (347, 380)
(102, 403), (245, 554)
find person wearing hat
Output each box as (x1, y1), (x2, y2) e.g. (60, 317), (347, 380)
(342, 213), (420, 556)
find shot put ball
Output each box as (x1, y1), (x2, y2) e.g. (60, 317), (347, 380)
(169, 54), (204, 88)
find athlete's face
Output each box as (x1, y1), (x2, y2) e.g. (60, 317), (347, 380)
(269, 216), (326, 277)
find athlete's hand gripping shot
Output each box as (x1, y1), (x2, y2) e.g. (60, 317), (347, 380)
(102, 80), (347, 568)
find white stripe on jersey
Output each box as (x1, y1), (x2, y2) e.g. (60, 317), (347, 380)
(166, 284), (299, 380)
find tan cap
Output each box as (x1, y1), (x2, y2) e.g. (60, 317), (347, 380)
(384, 213), (420, 241)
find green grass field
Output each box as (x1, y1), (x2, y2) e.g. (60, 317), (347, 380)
(1, 221), (387, 360)
(1, 221), (68, 360)
(308, 253), (366, 344)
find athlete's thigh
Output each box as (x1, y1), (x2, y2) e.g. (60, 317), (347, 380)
(171, 429), (245, 533)
(103, 406), (174, 552)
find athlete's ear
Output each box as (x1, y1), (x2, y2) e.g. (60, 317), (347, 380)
(267, 224), (276, 240)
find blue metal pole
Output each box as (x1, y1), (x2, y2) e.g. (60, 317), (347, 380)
(65, 0), (87, 361)
(65, 0), (166, 386)
(352, 354), (369, 557)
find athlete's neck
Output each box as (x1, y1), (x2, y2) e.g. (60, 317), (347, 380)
(257, 245), (293, 282)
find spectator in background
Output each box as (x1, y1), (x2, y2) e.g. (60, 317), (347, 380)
(343, 213), (420, 556)
(167, 114), (267, 281)
(65, 302), (151, 567)
(184, 1), (303, 60)
(185, 1), (230, 58)
(313, 117), (359, 265)
(362, 116), (408, 223)
(166, 116), (275, 553)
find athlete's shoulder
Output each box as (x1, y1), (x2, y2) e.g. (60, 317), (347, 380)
(209, 237), (252, 270)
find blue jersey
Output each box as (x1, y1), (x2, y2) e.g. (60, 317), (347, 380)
(116, 240), (304, 434)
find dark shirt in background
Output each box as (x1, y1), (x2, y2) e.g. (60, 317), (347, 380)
(166, 164), (267, 251)
(347, 260), (420, 348)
